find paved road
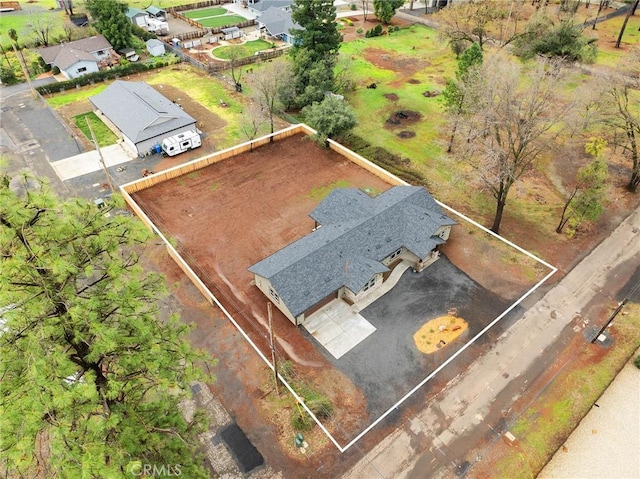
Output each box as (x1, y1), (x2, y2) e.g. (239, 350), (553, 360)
(342, 205), (640, 478)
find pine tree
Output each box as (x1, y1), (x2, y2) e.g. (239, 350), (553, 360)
(290, 0), (341, 108)
(86, 0), (132, 51)
(0, 174), (212, 478)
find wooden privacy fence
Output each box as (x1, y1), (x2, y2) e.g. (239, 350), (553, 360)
(168, 0), (225, 14)
(121, 124), (308, 194)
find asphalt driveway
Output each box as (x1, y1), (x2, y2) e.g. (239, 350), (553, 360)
(301, 255), (514, 420)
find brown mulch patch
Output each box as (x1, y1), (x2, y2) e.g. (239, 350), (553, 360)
(407, 78), (421, 84)
(384, 92), (399, 101)
(423, 90), (440, 98)
(397, 130), (416, 139)
(385, 110), (422, 128)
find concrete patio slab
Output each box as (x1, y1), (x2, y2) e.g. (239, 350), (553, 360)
(50, 144), (135, 181)
(303, 299), (376, 359)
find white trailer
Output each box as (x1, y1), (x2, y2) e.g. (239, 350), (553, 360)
(161, 130), (201, 156)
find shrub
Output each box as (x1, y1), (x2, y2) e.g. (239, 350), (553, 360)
(513, 15), (597, 63)
(356, 27), (364, 35)
(36, 60), (175, 95)
(350, 3), (357, 10)
(291, 409), (315, 431)
(0, 66), (17, 85)
(635, 355), (640, 370)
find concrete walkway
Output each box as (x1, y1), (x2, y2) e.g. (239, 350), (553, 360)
(538, 350), (640, 479)
(49, 143), (135, 181)
(342, 205), (640, 478)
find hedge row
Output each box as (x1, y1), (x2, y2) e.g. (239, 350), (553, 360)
(339, 132), (430, 187)
(36, 60), (175, 95)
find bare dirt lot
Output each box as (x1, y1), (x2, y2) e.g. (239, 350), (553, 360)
(133, 133), (393, 443)
(131, 132), (552, 475)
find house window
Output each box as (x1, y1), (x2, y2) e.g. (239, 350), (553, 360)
(439, 229), (447, 239)
(77, 67), (87, 73)
(362, 276), (376, 292)
(97, 50), (105, 55)
(269, 287), (280, 303)
(390, 247), (402, 260)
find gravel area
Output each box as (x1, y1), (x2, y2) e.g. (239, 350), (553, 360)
(538, 349), (640, 479)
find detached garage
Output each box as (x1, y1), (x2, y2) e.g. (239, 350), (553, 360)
(89, 81), (197, 156)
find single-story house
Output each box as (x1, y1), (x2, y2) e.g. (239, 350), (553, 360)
(257, 6), (299, 44)
(126, 7), (149, 27)
(243, 0), (293, 16)
(248, 186), (456, 325)
(89, 81), (197, 156)
(146, 38), (166, 57)
(38, 35), (116, 79)
(146, 5), (167, 21)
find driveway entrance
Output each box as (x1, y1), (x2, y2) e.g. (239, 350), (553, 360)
(302, 300), (375, 359)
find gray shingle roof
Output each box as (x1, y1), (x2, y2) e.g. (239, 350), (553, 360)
(38, 35), (113, 68)
(253, 0), (293, 13)
(248, 186), (456, 317)
(88, 81), (196, 144)
(258, 6), (298, 37)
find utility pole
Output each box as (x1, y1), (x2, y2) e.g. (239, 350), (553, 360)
(267, 302), (279, 395)
(85, 116), (114, 193)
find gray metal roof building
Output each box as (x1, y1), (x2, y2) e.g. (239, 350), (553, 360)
(249, 186), (456, 318)
(89, 81), (196, 155)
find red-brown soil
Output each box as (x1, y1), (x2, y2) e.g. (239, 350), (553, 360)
(133, 134), (391, 447)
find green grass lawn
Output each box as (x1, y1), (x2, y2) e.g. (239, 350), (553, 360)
(182, 7), (227, 19)
(340, 25), (457, 194)
(198, 15), (247, 28)
(74, 112), (118, 147)
(212, 39), (273, 59)
(0, 9), (67, 49)
(45, 84), (108, 108)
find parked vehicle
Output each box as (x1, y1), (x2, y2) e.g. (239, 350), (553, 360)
(161, 130), (201, 156)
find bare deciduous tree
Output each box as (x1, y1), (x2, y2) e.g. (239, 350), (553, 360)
(454, 54), (572, 234)
(29, 13), (55, 47)
(602, 77), (640, 191)
(245, 58), (291, 137)
(239, 101), (268, 141)
(435, 0), (524, 50)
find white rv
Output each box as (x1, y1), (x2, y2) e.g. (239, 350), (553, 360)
(161, 130), (201, 156)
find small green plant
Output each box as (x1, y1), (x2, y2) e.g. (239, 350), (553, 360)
(187, 171), (201, 179)
(635, 355), (640, 369)
(429, 328), (434, 333)
(291, 408), (315, 431)
(350, 3), (357, 10)
(356, 27), (364, 35)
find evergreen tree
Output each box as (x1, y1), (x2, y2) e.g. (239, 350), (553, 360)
(302, 95), (357, 146)
(373, 0), (403, 24)
(0, 174), (211, 478)
(86, 0), (132, 51)
(290, 0), (341, 108)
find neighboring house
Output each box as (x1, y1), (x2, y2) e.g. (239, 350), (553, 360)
(146, 39), (166, 57)
(89, 81), (197, 156)
(126, 7), (150, 27)
(244, 0), (293, 16)
(248, 186), (456, 325)
(235, 0), (299, 44)
(257, 6), (299, 44)
(146, 5), (167, 21)
(38, 35), (116, 79)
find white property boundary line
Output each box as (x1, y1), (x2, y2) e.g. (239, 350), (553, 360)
(121, 127), (558, 453)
